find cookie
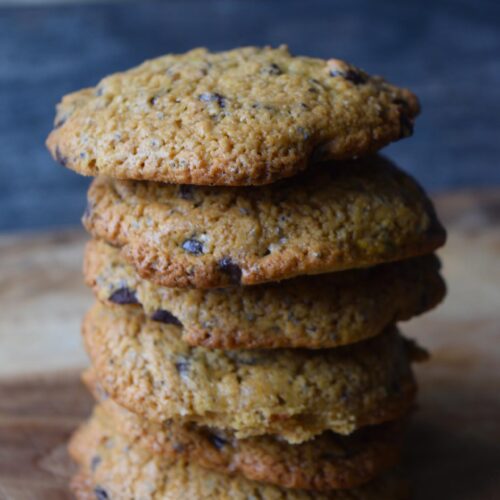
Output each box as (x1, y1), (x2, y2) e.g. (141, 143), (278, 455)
(82, 369), (404, 491)
(84, 239), (445, 349)
(82, 302), (421, 443)
(69, 409), (410, 499)
(83, 156), (446, 288)
(47, 45), (419, 186)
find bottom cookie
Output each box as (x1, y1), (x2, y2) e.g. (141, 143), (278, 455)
(69, 409), (410, 500)
(83, 368), (404, 491)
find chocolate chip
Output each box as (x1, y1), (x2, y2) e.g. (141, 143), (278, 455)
(218, 257), (242, 284)
(392, 98), (414, 138)
(178, 185), (194, 200)
(199, 92), (226, 108)
(182, 238), (204, 255)
(209, 433), (228, 450)
(330, 69), (367, 85)
(297, 126), (310, 139)
(393, 98), (409, 109)
(108, 287), (139, 305)
(399, 111), (414, 138)
(55, 147), (68, 167)
(54, 116), (67, 129)
(94, 486), (109, 500)
(339, 387), (350, 403)
(263, 63), (283, 75)
(175, 359), (190, 376)
(172, 442), (185, 453)
(151, 309), (182, 327)
(90, 455), (101, 471)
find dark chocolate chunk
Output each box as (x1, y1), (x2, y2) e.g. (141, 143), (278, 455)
(339, 387), (350, 403)
(55, 146), (68, 167)
(393, 98), (409, 109)
(263, 63), (283, 75)
(392, 98), (414, 138)
(94, 486), (109, 500)
(172, 442), (186, 453)
(199, 92), (226, 108)
(330, 69), (367, 85)
(178, 185), (194, 200)
(175, 359), (190, 376)
(399, 111), (414, 138)
(297, 126), (310, 139)
(54, 116), (67, 129)
(209, 433), (228, 450)
(151, 309), (182, 327)
(218, 257), (242, 284)
(182, 238), (204, 255)
(108, 287), (139, 305)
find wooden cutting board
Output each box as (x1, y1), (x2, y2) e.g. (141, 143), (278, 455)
(0, 190), (499, 500)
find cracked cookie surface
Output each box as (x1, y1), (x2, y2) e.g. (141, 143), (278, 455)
(83, 156), (446, 288)
(83, 369), (404, 491)
(69, 408), (410, 499)
(85, 239), (445, 349)
(82, 302), (420, 443)
(47, 45), (419, 186)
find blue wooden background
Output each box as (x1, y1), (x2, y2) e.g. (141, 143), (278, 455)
(1, 0), (499, 231)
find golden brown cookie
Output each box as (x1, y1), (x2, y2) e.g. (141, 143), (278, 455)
(84, 239), (445, 349)
(82, 369), (404, 491)
(82, 302), (421, 444)
(83, 156), (445, 288)
(69, 408), (410, 499)
(47, 45), (419, 186)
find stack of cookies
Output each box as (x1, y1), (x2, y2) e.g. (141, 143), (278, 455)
(47, 46), (446, 499)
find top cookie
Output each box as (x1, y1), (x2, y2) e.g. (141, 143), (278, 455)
(46, 45), (419, 186)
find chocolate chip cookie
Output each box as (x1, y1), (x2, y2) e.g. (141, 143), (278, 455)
(47, 45), (419, 186)
(83, 156), (445, 288)
(82, 302), (422, 443)
(69, 407), (411, 498)
(83, 368), (404, 491)
(84, 239), (445, 349)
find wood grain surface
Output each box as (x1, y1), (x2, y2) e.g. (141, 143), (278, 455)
(0, 190), (499, 499)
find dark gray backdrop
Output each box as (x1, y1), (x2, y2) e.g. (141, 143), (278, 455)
(1, 0), (499, 231)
